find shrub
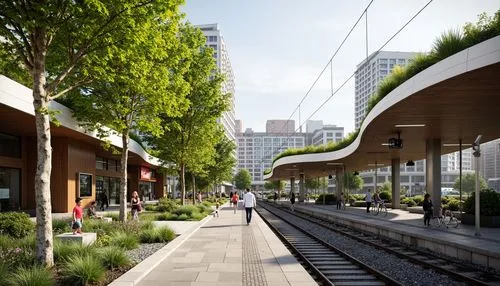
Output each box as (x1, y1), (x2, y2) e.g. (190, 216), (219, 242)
(379, 191), (392, 202)
(177, 214), (189, 221)
(463, 189), (500, 216)
(447, 199), (461, 211)
(315, 194), (336, 205)
(405, 53), (438, 78)
(432, 29), (466, 60)
(190, 212), (205, 221)
(52, 219), (71, 234)
(94, 233), (112, 248)
(352, 201), (367, 207)
(144, 205), (157, 211)
(62, 255), (105, 286)
(140, 221), (155, 230)
(0, 212), (34, 239)
(54, 241), (96, 263)
(157, 227), (176, 242)
(109, 232), (139, 250)
(97, 246), (131, 270)
(111, 221), (142, 235)
(412, 195), (424, 206)
(173, 206), (198, 217)
(139, 227), (175, 243)
(401, 197), (416, 207)
(0, 261), (9, 286)
(9, 266), (55, 286)
(157, 198), (178, 213)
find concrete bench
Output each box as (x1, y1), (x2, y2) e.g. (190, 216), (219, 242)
(102, 217), (112, 222)
(55, 232), (97, 246)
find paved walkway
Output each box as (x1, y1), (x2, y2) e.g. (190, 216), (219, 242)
(110, 205), (317, 286)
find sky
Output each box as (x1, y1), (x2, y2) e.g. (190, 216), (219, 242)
(181, 0), (500, 133)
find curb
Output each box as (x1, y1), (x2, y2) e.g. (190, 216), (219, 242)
(108, 214), (214, 286)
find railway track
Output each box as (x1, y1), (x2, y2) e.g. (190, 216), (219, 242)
(256, 203), (402, 286)
(258, 201), (500, 286)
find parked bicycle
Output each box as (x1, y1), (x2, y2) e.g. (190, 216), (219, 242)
(432, 208), (459, 228)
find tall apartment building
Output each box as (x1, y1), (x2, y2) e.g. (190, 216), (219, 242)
(236, 126), (305, 188)
(236, 120), (345, 190)
(197, 24), (236, 142)
(354, 51), (473, 193)
(266, 120), (295, 134)
(355, 51), (419, 129)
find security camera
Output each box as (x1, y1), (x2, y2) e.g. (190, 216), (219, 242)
(474, 135), (482, 146)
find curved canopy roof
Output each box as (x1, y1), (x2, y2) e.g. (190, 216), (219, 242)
(265, 36), (500, 180)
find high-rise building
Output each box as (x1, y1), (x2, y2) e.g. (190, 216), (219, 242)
(480, 139), (500, 191)
(197, 24), (236, 142)
(355, 51), (419, 129)
(266, 120), (295, 134)
(236, 128), (305, 188)
(354, 51), (473, 193)
(235, 119), (243, 134)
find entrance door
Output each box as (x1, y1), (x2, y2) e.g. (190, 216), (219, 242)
(0, 168), (20, 211)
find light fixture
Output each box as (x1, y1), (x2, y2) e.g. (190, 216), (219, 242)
(381, 143), (391, 146)
(394, 124), (426, 128)
(285, 168), (299, 171)
(443, 143), (473, 147)
(406, 160), (415, 167)
(326, 162), (344, 166)
(368, 163), (384, 166)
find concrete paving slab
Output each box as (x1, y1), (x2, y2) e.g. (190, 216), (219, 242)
(110, 203), (316, 286)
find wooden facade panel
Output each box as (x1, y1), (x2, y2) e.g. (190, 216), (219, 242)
(155, 173), (165, 199)
(67, 139), (96, 211)
(50, 137), (69, 212)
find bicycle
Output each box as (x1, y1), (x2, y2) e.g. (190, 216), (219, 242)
(371, 200), (388, 217)
(432, 208), (459, 228)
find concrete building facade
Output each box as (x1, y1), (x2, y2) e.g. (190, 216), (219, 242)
(197, 24), (236, 143)
(266, 120), (295, 134)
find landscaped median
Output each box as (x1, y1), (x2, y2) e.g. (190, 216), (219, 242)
(0, 199), (220, 286)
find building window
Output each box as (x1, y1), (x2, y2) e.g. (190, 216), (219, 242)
(0, 133), (21, 158)
(96, 157), (107, 170)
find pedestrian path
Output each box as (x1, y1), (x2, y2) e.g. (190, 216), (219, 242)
(110, 205), (317, 286)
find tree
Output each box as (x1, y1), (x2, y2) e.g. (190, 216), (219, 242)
(206, 131), (236, 197)
(453, 173), (488, 194)
(0, 0), (183, 266)
(234, 169), (252, 191)
(147, 24), (229, 205)
(344, 172), (364, 193)
(68, 16), (187, 221)
(380, 181), (391, 193)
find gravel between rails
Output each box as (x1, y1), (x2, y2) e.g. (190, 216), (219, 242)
(126, 243), (167, 264)
(259, 205), (466, 286)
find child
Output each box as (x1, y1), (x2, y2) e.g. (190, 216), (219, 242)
(72, 197), (84, 234)
(87, 201), (103, 219)
(214, 200), (220, 218)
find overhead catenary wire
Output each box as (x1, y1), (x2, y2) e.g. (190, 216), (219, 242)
(257, 0), (376, 167)
(260, 0), (434, 174)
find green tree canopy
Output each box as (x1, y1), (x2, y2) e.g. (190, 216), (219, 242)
(344, 172), (364, 192)
(264, 180), (286, 191)
(206, 129), (237, 193)
(0, 0), (183, 266)
(453, 173), (488, 194)
(146, 23), (229, 205)
(234, 169), (252, 190)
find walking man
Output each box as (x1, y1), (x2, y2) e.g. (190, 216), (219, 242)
(364, 188), (372, 213)
(243, 188), (256, 225)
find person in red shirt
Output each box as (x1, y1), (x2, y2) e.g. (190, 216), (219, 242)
(72, 197), (84, 234)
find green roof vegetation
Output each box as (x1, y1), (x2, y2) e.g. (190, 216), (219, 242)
(265, 11), (500, 176)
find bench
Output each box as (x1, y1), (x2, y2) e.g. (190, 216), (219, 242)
(55, 232), (97, 246)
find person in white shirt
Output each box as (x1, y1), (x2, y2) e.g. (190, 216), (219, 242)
(364, 189), (372, 213)
(243, 188), (256, 225)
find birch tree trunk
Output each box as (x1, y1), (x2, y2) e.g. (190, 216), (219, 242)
(192, 175), (196, 205)
(119, 133), (129, 222)
(32, 27), (54, 267)
(180, 164), (185, 205)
